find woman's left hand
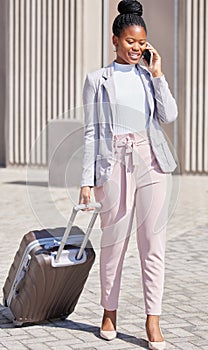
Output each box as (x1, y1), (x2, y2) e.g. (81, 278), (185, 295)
(143, 43), (163, 78)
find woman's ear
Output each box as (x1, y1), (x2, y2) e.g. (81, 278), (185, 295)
(112, 35), (118, 48)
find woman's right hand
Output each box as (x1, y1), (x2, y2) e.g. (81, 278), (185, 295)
(79, 186), (91, 208)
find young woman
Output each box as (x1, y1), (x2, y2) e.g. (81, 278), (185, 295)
(79, 1), (178, 349)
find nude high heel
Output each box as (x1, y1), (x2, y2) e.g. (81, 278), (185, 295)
(148, 340), (166, 350)
(100, 309), (117, 341)
(100, 329), (117, 341)
(146, 316), (166, 350)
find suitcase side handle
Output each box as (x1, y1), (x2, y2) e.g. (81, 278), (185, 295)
(55, 202), (101, 262)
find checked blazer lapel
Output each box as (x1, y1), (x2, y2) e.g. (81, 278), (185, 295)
(102, 63), (116, 106)
(100, 63), (116, 131)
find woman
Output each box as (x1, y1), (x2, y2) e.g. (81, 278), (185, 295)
(79, 1), (178, 349)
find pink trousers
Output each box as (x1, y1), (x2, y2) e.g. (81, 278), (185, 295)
(94, 131), (172, 315)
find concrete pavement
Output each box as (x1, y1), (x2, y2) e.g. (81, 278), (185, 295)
(0, 167), (208, 349)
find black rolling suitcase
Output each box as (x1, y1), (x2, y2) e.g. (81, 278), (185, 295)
(3, 203), (101, 326)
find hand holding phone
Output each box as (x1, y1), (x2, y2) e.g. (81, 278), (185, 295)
(142, 49), (153, 66)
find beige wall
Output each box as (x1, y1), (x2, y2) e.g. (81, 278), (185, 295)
(3, 0), (102, 166)
(83, 0), (102, 75)
(108, 0), (119, 63)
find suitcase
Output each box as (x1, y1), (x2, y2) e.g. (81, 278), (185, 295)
(3, 203), (101, 326)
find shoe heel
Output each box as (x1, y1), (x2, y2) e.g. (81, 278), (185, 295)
(100, 329), (117, 341)
(148, 340), (166, 350)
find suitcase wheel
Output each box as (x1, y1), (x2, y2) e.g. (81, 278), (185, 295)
(60, 316), (67, 321)
(3, 298), (8, 307)
(13, 319), (24, 327)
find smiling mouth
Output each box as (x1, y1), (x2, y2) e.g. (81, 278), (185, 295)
(128, 52), (140, 60)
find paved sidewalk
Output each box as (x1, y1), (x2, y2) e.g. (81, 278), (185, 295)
(0, 167), (208, 349)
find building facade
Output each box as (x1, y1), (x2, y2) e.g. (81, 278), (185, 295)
(0, 0), (208, 174)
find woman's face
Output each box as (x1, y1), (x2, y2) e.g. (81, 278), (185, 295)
(113, 25), (147, 64)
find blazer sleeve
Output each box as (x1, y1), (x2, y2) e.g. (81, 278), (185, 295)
(80, 73), (98, 187)
(152, 75), (178, 124)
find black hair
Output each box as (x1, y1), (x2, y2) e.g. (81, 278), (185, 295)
(112, 0), (147, 37)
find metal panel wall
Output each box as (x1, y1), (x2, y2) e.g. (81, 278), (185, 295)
(8, 0), (84, 166)
(184, 0), (208, 173)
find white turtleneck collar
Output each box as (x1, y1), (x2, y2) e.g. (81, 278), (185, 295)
(113, 61), (136, 72)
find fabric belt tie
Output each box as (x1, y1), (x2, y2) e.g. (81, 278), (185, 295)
(113, 135), (149, 211)
(114, 137), (149, 168)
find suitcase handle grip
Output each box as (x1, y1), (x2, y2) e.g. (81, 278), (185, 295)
(55, 202), (101, 262)
(73, 202), (102, 212)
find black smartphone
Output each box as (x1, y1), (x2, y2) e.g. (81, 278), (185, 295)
(142, 49), (153, 66)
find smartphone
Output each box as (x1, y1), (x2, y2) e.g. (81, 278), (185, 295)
(142, 49), (153, 66)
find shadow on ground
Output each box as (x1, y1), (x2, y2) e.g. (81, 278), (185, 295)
(4, 181), (48, 187)
(0, 304), (148, 348)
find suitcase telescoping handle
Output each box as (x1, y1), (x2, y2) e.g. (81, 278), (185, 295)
(55, 202), (101, 263)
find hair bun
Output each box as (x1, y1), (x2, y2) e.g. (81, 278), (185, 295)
(118, 0), (143, 16)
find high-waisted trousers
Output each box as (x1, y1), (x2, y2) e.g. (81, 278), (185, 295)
(94, 131), (172, 315)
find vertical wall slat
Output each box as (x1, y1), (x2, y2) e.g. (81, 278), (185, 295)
(190, 0), (198, 172)
(185, 0), (192, 172)
(75, 0), (83, 112)
(205, 0), (208, 172)
(47, 0), (52, 122)
(36, 0), (42, 164)
(25, 0), (30, 163)
(47, 0), (53, 120)
(52, 0), (58, 120)
(197, 0), (204, 172)
(184, 0), (208, 173)
(14, 0), (20, 163)
(64, 0), (70, 116)
(30, 0), (36, 164)
(69, 0), (75, 112)
(19, 0), (25, 164)
(41, 0), (47, 165)
(58, 0), (64, 117)
(8, 0), (14, 164)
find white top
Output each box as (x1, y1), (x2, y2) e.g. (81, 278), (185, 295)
(113, 62), (150, 135)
